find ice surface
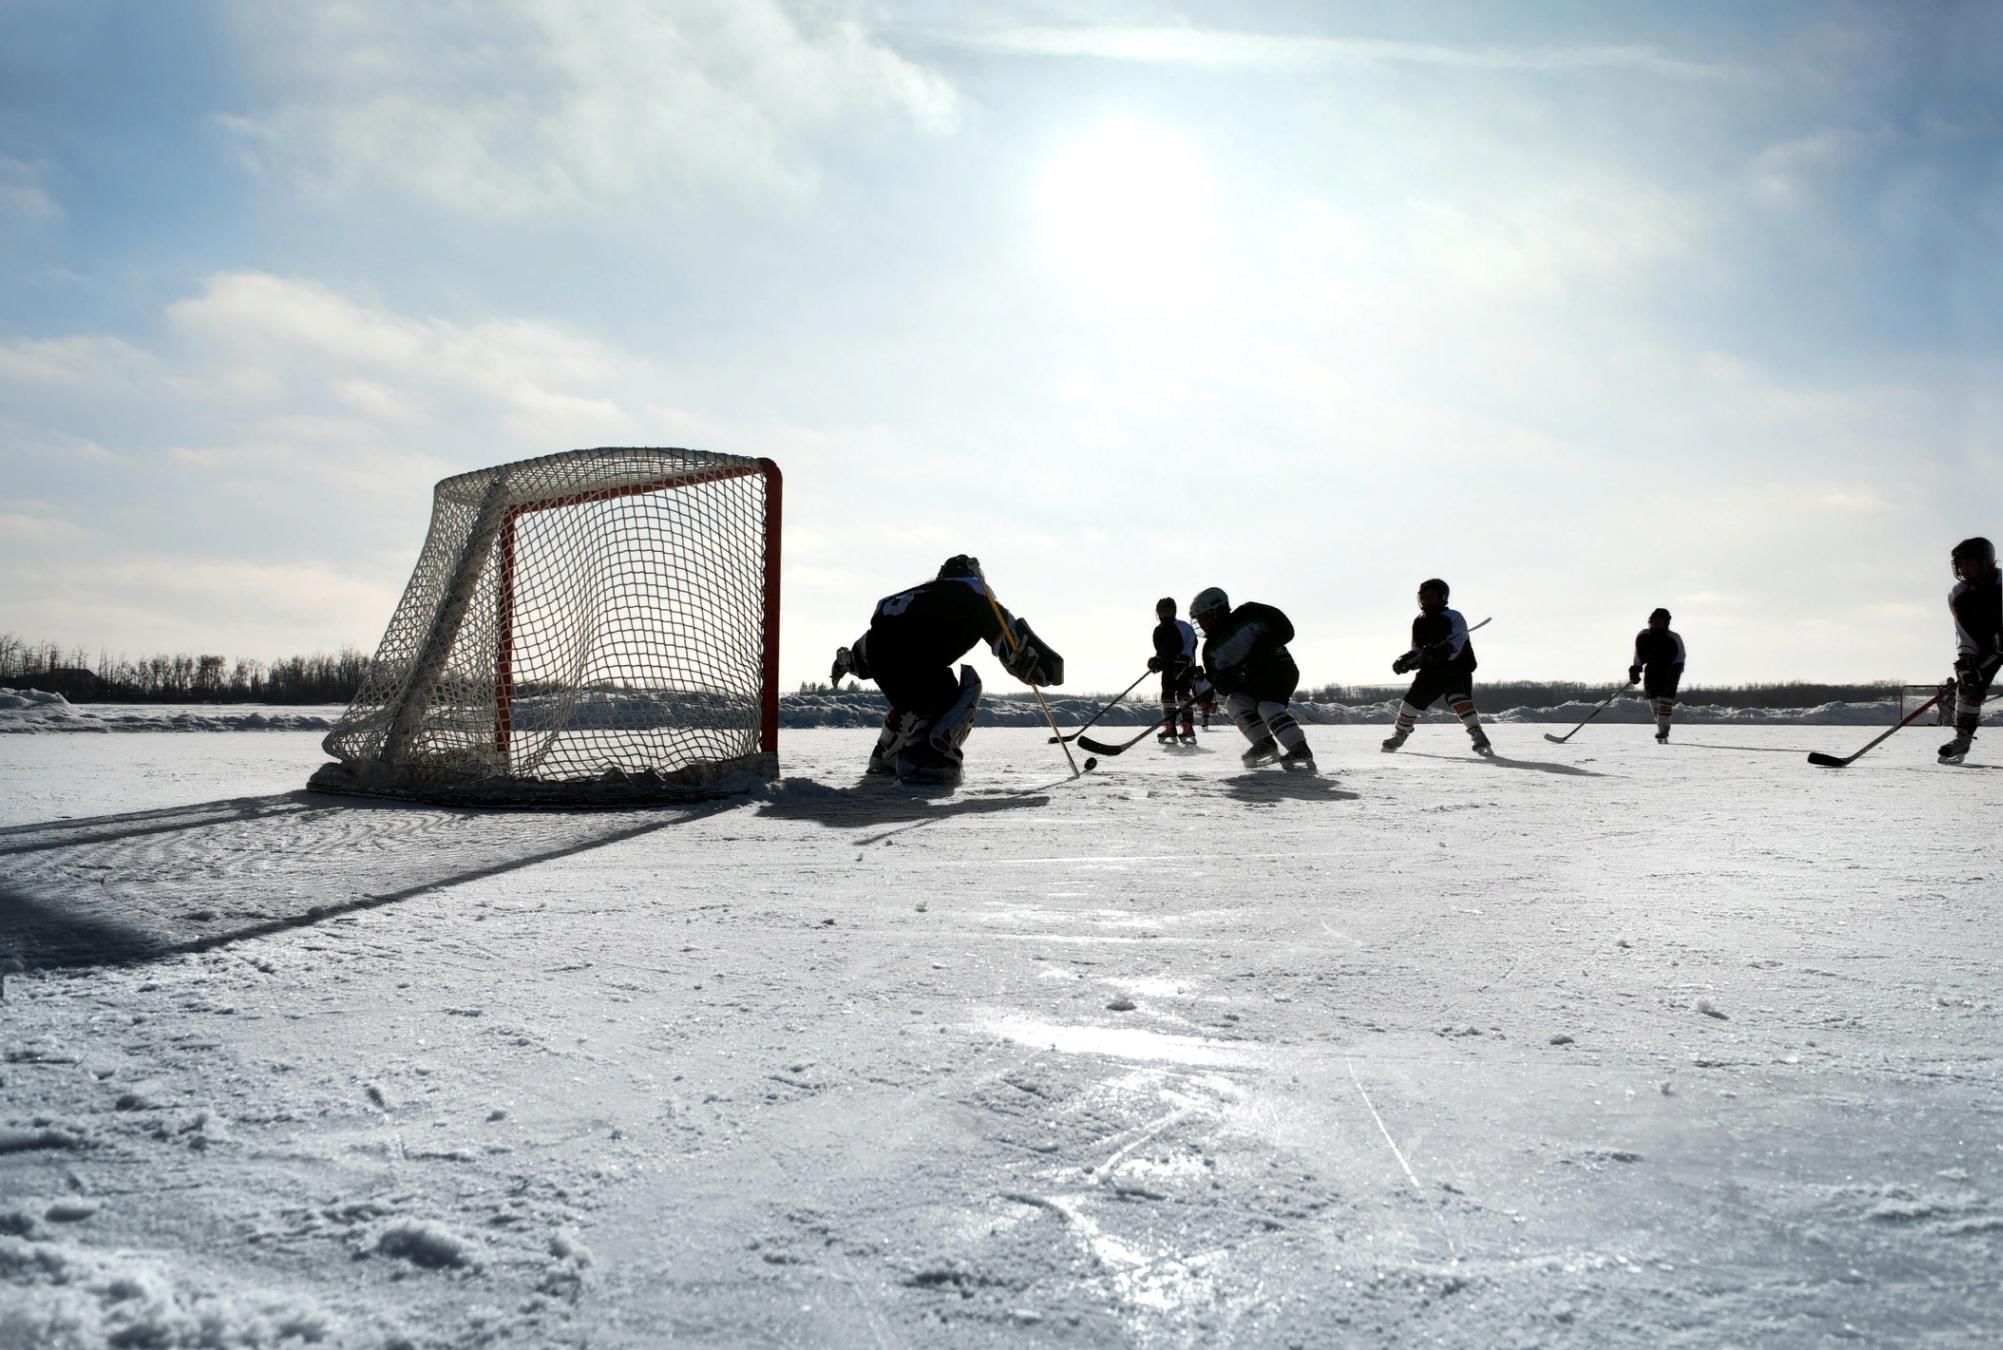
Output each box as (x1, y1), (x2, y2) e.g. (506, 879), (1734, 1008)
(1, 725), (1999, 1347)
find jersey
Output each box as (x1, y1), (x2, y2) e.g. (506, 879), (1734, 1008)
(1153, 618), (1197, 674)
(1632, 628), (1686, 674)
(1950, 565), (2003, 665)
(1410, 607), (1477, 675)
(866, 577), (1007, 672)
(1200, 602), (1299, 700)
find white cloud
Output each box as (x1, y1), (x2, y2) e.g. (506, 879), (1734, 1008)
(944, 24), (1744, 81)
(0, 157), (61, 222)
(0, 336), (156, 387)
(223, 0), (958, 216)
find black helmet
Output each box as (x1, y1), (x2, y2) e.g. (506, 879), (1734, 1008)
(1951, 538), (1995, 576)
(1649, 607), (1672, 624)
(1190, 587), (1230, 621)
(1418, 578), (1449, 606)
(1155, 596), (1177, 616)
(938, 554), (981, 580)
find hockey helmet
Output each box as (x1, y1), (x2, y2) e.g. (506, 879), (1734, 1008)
(1418, 577), (1450, 607)
(1155, 596), (1177, 616)
(937, 554), (981, 581)
(1951, 537), (1995, 576)
(1649, 607), (1672, 625)
(1190, 587), (1230, 622)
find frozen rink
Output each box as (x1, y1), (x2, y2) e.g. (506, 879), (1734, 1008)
(1, 725), (1999, 1348)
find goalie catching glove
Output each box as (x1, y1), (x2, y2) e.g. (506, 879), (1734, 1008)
(993, 617), (1064, 686)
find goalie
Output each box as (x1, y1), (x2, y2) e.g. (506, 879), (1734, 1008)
(830, 555), (1063, 785)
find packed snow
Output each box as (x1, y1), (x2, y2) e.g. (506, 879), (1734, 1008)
(1, 722), (1999, 1348)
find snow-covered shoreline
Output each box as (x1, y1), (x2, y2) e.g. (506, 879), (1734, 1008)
(5, 687), (1985, 734)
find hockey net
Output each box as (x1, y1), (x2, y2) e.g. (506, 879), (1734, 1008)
(312, 447), (780, 805)
(1900, 683), (1951, 725)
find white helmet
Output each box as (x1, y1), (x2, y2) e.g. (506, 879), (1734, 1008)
(1190, 587), (1230, 621)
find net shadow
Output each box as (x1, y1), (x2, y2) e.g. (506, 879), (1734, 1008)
(0, 792), (747, 972)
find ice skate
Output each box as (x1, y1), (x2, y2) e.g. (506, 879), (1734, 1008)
(1380, 728), (1409, 753)
(1241, 737), (1280, 768)
(1939, 730), (1974, 765)
(1468, 728), (1494, 757)
(1278, 745), (1317, 773)
(1157, 728), (1178, 744)
(1655, 729), (1670, 744)
(1178, 730), (1198, 744)
(865, 746), (897, 776)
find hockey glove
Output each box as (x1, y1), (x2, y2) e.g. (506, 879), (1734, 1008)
(1147, 656), (1163, 672)
(1627, 666), (1642, 686)
(1390, 653), (1414, 676)
(995, 617), (1065, 686)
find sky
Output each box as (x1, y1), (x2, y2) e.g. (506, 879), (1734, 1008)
(1, 0), (1999, 693)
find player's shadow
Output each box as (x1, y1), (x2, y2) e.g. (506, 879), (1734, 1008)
(1404, 751), (1605, 778)
(0, 791), (746, 972)
(1671, 742), (1816, 755)
(1221, 773), (1359, 802)
(756, 777), (1051, 832)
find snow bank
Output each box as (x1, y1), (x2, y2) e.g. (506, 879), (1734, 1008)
(4, 688), (1990, 734)
(0, 692), (340, 734)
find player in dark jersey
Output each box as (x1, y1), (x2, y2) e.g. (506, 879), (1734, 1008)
(1189, 587), (1315, 770)
(1628, 607), (1687, 743)
(1149, 597), (1198, 744)
(1382, 578), (1491, 756)
(1940, 537), (2001, 764)
(830, 555), (1063, 784)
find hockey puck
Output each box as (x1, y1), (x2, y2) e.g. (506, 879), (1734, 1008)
(1083, 757), (1098, 772)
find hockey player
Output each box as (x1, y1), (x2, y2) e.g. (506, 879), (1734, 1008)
(1382, 578), (1491, 756)
(1149, 597), (1198, 744)
(1628, 607), (1687, 743)
(1188, 587), (1315, 770)
(829, 555), (1064, 785)
(1940, 537), (2001, 765)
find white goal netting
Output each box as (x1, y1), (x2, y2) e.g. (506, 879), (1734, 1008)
(312, 447), (780, 805)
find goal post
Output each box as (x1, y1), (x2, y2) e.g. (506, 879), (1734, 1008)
(312, 447), (781, 805)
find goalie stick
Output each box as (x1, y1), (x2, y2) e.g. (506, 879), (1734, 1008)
(1543, 688), (1625, 744)
(969, 560), (1080, 778)
(1806, 690), (1942, 767)
(1048, 668), (1152, 743)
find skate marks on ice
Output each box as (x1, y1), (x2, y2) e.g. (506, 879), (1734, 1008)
(0, 792), (747, 969)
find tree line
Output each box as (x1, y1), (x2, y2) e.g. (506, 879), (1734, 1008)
(0, 634), (369, 705)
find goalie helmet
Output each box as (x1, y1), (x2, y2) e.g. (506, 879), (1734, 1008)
(1190, 587), (1230, 623)
(1951, 537), (1995, 576)
(937, 554), (981, 581)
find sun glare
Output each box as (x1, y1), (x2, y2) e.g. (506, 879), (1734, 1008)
(1034, 120), (1217, 305)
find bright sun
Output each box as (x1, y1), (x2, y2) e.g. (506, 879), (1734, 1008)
(1034, 120), (1217, 304)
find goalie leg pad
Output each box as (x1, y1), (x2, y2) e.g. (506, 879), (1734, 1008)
(928, 665), (982, 754)
(868, 708), (916, 776)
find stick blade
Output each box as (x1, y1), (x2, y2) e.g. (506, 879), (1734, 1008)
(1806, 752), (1852, 767)
(1543, 732), (1570, 744)
(1075, 736), (1124, 756)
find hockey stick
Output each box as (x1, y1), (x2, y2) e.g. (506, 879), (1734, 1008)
(1048, 668), (1152, 743)
(1077, 699), (1202, 757)
(1543, 688), (1625, 744)
(1806, 691), (1942, 767)
(970, 561), (1080, 778)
